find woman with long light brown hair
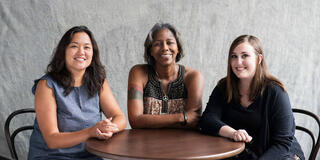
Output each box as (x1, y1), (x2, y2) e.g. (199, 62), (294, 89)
(199, 35), (304, 159)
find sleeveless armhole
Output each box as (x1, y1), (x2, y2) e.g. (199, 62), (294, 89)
(32, 74), (54, 95)
(143, 65), (152, 91)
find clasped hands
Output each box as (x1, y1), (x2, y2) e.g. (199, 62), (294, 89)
(93, 117), (119, 140)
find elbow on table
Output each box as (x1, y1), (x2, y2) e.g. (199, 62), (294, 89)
(128, 116), (148, 129)
(129, 119), (142, 129)
(130, 125), (142, 129)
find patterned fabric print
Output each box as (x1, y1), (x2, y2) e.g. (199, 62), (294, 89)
(143, 65), (188, 114)
(143, 97), (161, 114)
(167, 99), (185, 113)
(143, 97), (186, 114)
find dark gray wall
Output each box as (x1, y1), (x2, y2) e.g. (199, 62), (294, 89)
(1, 0), (319, 159)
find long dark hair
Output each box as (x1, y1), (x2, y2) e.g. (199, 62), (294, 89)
(47, 25), (106, 97)
(144, 22), (184, 66)
(219, 35), (285, 103)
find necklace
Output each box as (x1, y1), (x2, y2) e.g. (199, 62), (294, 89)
(154, 65), (177, 83)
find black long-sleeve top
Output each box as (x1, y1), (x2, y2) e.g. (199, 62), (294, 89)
(199, 82), (304, 160)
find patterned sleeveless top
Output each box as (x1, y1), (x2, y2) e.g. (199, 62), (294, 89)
(143, 65), (188, 114)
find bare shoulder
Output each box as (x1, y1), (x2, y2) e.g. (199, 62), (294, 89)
(37, 79), (47, 87)
(183, 66), (204, 84)
(129, 64), (149, 76)
(128, 64), (149, 88)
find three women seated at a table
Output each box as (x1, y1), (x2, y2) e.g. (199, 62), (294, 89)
(28, 23), (304, 160)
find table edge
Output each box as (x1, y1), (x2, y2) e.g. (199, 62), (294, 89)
(85, 129), (246, 160)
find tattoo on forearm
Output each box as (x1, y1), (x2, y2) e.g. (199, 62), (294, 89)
(128, 87), (143, 100)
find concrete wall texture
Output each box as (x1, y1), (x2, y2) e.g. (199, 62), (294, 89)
(0, 0), (319, 159)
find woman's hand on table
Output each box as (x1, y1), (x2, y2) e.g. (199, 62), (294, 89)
(231, 129), (252, 143)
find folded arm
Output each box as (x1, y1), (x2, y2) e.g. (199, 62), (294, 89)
(34, 80), (125, 149)
(127, 65), (204, 129)
(99, 79), (127, 135)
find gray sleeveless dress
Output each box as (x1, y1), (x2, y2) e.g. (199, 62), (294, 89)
(28, 74), (102, 160)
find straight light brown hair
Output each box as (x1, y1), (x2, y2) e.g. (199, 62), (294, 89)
(219, 35), (286, 103)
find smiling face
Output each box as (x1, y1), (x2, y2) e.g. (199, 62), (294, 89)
(65, 32), (93, 74)
(230, 42), (261, 81)
(150, 29), (179, 66)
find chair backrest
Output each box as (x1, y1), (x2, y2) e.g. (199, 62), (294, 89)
(4, 108), (35, 160)
(293, 108), (320, 160)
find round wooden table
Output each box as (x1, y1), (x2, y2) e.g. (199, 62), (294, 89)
(86, 129), (245, 160)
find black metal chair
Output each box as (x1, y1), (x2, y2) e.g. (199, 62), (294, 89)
(4, 108), (35, 160)
(293, 108), (320, 160)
